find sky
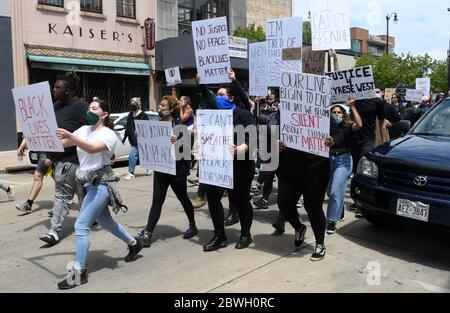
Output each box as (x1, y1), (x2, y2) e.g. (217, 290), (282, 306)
(293, 0), (450, 60)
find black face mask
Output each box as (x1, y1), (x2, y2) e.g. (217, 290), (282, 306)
(131, 105), (138, 111)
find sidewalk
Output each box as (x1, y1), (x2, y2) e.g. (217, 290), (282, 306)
(0, 150), (34, 173)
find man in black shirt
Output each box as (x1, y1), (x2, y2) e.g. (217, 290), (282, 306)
(39, 73), (88, 245)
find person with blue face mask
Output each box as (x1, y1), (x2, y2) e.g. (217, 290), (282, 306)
(324, 100), (362, 234)
(196, 70), (256, 251)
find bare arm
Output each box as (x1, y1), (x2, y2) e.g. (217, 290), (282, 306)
(171, 85), (177, 98)
(347, 99), (363, 131)
(180, 106), (194, 123)
(57, 128), (109, 154)
(329, 49), (340, 71)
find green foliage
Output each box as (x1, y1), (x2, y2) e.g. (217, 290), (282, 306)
(303, 21), (311, 46)
(233, 23), (266, 42)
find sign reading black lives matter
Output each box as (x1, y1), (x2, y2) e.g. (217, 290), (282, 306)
(311, 0), (351, 51)
(325, 66), (376, 103)
(192, 17), (231, 85)
(266, 17), (303, 86)
(135, 120), (176, 176)
(197, 110), (234, 189)
(280, 72), (332, 158)
(164, 67), (182, 86)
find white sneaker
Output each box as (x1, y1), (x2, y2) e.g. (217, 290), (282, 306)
(124, 173), (135, 180)
(147, 170), (154, 175)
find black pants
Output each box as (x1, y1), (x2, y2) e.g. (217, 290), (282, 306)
(146, 172), (195, 233)
(261, 170), (276, 201)
(351, 139), (375, 174)
(206, 160), (255, 239)
(277, 158), (330, 245)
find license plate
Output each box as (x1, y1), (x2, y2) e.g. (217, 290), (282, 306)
(31, 153), (38, 161)
(396, 199), (430, 222)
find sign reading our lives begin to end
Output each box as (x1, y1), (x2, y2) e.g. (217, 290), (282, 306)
(325, 66), (376, 103)
(311, 0), (351, 51)
(280, 71), (332, 158)
(12, 81), (64, 152)
(266, 16), (303, 86)
(135, 120), (176, 176)
(196, 110), (234, 189)
(192, 16), (231, 85)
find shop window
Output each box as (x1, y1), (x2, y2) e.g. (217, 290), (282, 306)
(38, 0), (64, 7)
(117, 0), (136, 19)
(80, 0), (102, 14)
(178, 0), (228, 36)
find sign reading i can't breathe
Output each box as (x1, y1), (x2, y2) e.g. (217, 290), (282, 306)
(325, 66), (376, 103)
(196, 110), (234, 189)
(192, 17), (231, 85)
(280, 71), (332, 158)
(165, 67), (182, 86)
(135, 120), (176, 176)
(12, 81), (64, 152)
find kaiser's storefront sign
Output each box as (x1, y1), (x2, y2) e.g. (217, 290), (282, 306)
(48, 23), (134, 43)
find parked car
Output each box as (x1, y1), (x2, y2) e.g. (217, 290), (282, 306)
(351, 97), (450, 230)
(29, 111), (159, 164)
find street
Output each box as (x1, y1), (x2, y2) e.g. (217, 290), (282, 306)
(0, 164), (449, 293)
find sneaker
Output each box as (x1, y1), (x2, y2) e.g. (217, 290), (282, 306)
(355, 208), (364, 218)
(192, 196), (206, 209)
(7, 186), (14, 201)
(147, 169), (154, 175)
(183, 224), (198, 239)
(39, 232), (60, 246)
(124, 239), (144, 262)
(348, 203), (358, 211)
(48, 211), (53, 217)
(296, 197), (304, 209)
(187, 177), (199, 186)
(294, 224), (307, 248)
(57, 268), (88, 290)
(16, 201), (32, 214)
(250, 185), (261, 196)
(136, 230), (152, 248)
(124, 173), (135, 180)
(327, 221), (337, 234)
(310, 244), (326, 261)
(203, 235), (228, 252)
(224, 213), (239, 227)
(272, 219), (285, 235)
(253, 198), (269, 210)
(235, 236), (253, 249)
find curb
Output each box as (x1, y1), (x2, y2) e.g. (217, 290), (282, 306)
(0, 165), (35, 174)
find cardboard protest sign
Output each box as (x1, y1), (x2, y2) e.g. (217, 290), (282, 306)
(266, 17), (303, 86)
(405, 89), (423, 102)
(12, 81), (64, 152)
(325, 66), (376, 103)
(384, 88), (397, 102)
(249, 42), (268, 97)
(165, 67), (182, 86)
(135, 120), (176, 176)
(416, 78), (430, 96)
(192, 16), (231, 84)
(311, 0), (351, 51)
(302, 46), (326, 75)
(279, 71), (332, 158)
(197, 110), (234, 189)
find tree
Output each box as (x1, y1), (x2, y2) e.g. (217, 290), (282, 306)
(303, 21), (311, 46)
(233, 23), (265, 42)
(430, 60), (449, 93)
(355, 54), (376, 67)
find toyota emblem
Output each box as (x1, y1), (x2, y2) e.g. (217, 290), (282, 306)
(414, 176), (428, 187)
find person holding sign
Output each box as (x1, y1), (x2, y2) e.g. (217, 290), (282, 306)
(324, 100), (362, 234)
(197, 70), (256, 251)
(55, 99), (144, 290)
(135, 95), (198, 248)
(35, 73), (89, 246)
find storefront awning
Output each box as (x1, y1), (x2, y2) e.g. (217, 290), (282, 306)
(28, 55), (151, 76)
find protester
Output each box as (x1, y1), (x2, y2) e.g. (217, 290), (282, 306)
(55, 99), (144, 290)
(136, 95), (198, 248)
(0, 181), (14, 201)
(123, 98), (150, 180)
(197, 70), (256, 251)
(325, 100), (362, 234)
(36, 73), (88, 246)
(405, 95), (432, 126)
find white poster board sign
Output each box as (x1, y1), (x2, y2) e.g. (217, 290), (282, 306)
(249, 42), (268, 97)
(229, 36), (248, 59)
(192, 16), (231, 84)
(311, 0), (351, 51)
(12, 81), (64, 152)
(280, 71), (332, 158)
(266, 17), (303, 86)
(405, 89), (423, 102)
(197, 110), (234, 189)
(416, 78), (430, 96)
(135, 120), (176, 176)
(325, 66), (376, 103)
(165, 67), (182, 86)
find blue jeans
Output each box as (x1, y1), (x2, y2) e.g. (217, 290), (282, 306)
(75, 184), (134, 269)
(128, 145), (139, 174)
(327, 153), (353, 222)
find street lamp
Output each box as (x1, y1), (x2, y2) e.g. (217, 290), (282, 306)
(386, 13), (398, 55)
